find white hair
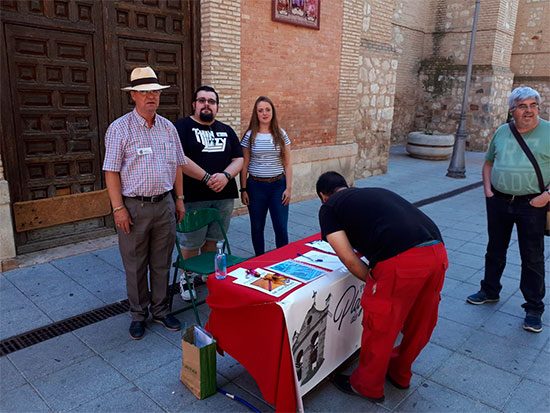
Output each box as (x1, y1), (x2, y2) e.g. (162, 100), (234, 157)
(508, 86), (541, 111)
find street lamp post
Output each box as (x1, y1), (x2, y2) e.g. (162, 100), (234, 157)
(447, 0), (481, 178)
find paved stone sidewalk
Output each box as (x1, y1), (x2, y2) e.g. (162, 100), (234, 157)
(1, 146), (549, 412)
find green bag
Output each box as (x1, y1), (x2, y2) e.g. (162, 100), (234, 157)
(180, 325), (217, 399)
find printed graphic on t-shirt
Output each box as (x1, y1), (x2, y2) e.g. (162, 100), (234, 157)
(192, 128), (227, 153)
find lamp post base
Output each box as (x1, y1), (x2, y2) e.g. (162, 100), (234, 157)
(446, 170), (466, 179)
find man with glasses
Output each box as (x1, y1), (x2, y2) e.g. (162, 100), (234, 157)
(467, 86), (549, 333)
(103, 66), (186, 339)
(174, 86), (243, 263)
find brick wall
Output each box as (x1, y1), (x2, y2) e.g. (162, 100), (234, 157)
(335, 0), (362, 145)
(200, 0), (242, 131)
(240, 0), (343, 148)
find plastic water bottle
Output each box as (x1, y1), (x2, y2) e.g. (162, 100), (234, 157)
(215, 240), (227, 280)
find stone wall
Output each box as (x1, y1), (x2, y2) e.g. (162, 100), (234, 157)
(354, 0), (398, 178)
(412, 0), (518, 151)
(511, 0), (550, 119)
(416, 65), (513, 150)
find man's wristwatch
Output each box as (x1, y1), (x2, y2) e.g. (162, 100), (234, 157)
(176, 195), (184, 200)
(222, 171), (232, 181)
(239, 188), (247, 193)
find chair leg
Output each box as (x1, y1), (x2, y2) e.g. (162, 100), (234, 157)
(169, 265), (179, 312)
(183, 271), (202, 326)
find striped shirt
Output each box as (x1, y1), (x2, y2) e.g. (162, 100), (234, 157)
(241, 129), (291, 178)
(103, 109), (186, 197)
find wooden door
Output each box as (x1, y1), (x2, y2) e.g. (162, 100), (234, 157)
(0, 0), (199, 253)
(0, 0), (111, 253)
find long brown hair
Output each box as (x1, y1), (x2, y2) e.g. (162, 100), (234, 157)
(245, 96), (286, 162)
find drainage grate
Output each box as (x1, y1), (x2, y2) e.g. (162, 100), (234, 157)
(0, 181), (483, 357)
(0, 300), (129, 357)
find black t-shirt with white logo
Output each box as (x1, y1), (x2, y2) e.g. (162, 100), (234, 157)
(174, 116), (243, 202)
(319, 187), (443, 268)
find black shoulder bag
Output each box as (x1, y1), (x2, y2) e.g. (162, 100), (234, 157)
(508, 122), (550, 236)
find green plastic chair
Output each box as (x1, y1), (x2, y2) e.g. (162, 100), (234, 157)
(169, 208), (247, 325)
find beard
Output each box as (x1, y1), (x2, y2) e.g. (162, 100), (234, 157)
(199, 111), (214, 122)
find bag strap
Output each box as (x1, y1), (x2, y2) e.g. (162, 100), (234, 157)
(508, 122), (546, 193)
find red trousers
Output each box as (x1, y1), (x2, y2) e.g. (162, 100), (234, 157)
(350, 243), (448, 398)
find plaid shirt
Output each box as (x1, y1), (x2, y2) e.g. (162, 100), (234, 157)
(103, 109), (186, 197)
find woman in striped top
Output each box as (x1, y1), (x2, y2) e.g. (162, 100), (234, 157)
(240, 96), (293, 256)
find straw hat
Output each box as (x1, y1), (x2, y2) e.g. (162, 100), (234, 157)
(121, 66), (170, 91)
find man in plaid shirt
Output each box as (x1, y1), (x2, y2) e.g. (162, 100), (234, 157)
(103, 67), (186, 340)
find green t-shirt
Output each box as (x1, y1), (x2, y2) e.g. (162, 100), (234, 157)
(486, 118), (550, 195)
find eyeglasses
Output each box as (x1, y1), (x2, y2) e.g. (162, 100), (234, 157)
(195, 98), (217, 105)
(136, 90), (161, 96)
(515, 103), (539, 111)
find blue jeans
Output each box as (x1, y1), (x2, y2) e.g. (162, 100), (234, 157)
(482, 195), (546, 315)
(247, 176), (289, 256)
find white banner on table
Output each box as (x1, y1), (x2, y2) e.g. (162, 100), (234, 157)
(276, 267), (364, 412)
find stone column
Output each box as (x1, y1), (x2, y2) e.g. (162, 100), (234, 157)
(0, 155), (17, 263)
(354, 0), (398, 177)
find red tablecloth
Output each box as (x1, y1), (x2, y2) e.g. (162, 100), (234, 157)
(206, 234), (320, 413)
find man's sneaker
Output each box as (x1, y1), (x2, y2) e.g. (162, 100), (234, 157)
(152, 314), (181, 331)
(179, 277), (197, 302)
(180, 287), (197, 302)
(129, 321), (145, 340)
(466, 290), (499, 305)
(523, 313), (543, 333)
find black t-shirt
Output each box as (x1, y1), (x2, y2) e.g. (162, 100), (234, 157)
(319, 187), (442, 268)
(174, 116), (243, 202)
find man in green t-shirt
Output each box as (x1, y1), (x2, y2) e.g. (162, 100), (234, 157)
(467, 86), (549, 333)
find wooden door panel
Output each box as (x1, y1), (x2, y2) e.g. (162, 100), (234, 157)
(105, 0), (194, 121)
(4, 24), (107, 250)
(119, 38), (184, 122)
(6, 25), (101, 200)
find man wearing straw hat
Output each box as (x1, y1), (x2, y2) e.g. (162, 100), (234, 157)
(103, 66), (186, 340)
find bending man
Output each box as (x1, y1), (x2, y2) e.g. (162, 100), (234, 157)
(316, 171), (447, 403)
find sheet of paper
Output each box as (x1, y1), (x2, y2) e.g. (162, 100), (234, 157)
(295, 251), (344, 271)
(227, 267), (249, 281)
(305, 239), (336, 254)
(233, 268), (302, 297)
(267, 259), (326, 282)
